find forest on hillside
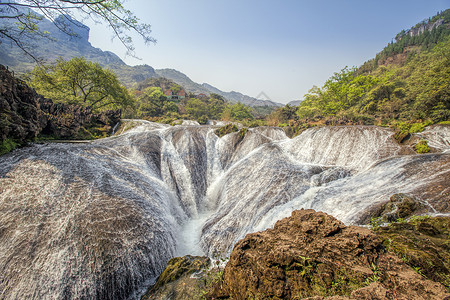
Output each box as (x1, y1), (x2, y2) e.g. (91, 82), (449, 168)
(266, 10), (450, 136)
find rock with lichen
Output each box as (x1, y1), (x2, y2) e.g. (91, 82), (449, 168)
(207, 209), (449, 299)
(142, 255), (213, 300)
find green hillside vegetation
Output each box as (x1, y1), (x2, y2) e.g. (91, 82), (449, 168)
(375, 9), (450, 66)
(24, 58), (257, 125)
(21, 10), (449, 132)
(130, 78), (254, 124)
(267, 10), (450, 135)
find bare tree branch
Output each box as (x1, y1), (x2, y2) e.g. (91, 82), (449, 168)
(0, 0), (155, 61)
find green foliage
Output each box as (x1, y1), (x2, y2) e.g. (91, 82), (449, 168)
(415, 140), (430, 153)
(135, 87), (169, 117)
(215, 124), (239, 137)
(197, 115), (209, 125)
(224, 102), (254, 121)
(28, 57), (133, 112)
(292, 36), (450, 127)
(236, 128), (248, 143)
(370, 217), (383, 231)
(0, 138), (19, 156)
(186, 98), (209, 119)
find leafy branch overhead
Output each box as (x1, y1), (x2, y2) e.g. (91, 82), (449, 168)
(0, 0), (155, 60)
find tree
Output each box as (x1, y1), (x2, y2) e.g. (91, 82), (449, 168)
(227, 102), (254, 121)
(29, 57), (133, 112)
(186, 98), (208, 119)
(0, 0), (154, 60)
(136, 87), (168, 117)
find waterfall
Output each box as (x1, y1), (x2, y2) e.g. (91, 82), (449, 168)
(0, 122), (448, 299)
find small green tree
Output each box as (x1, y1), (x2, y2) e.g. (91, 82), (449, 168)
(29, 57), (133, 112)
(186, 98), (208, 119)
(229, 102), (254, 120)
(136, 87), (168, 117)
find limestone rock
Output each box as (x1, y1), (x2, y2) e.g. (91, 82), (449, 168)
(209, 209), (449, 299)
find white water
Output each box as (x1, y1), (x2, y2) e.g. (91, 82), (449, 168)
(0, 122), (448, 299)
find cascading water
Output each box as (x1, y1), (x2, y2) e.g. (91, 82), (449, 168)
(0, 121), (448, 299)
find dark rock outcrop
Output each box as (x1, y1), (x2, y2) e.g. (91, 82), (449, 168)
(209, 209), (449, 299)
(376, 216), (450, 290)
(39, 99), (120, 139)
(358, 193), (428, 225)
(0, 64), (120, 148)
(142, 256), (212, 300)
(0, 65), (47, 142)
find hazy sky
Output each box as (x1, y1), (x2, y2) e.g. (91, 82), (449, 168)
(86, 0), (449, 104)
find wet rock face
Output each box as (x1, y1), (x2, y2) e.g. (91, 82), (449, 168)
(358, 193), (427, 224)
(142, 255), (211, 300)
(210, 209), (449, 299)
(0, 64), (120, 143)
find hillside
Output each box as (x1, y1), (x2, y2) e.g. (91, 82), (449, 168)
(0, 9), (277, 107)
(267, 9), (450, 133)
(154, 69), (282, 107)
(0, 13), (158, 87)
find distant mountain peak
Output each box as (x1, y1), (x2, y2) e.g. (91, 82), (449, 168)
(0, 14), (281, 107)
(53, 15), (90, 42)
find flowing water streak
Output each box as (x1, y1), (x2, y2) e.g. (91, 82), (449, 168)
(0, 122), (449, 300)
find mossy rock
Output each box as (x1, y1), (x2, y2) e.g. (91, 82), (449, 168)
(415, 140), (430, 154)
(236, 128), (248, 143)
(0, 138), (19, 155)
(145, 255), (211, 296)
(393, 130), (410, 143)
(380, 194), (426, 223)
(197, 115), (209, 125)
(377, 216), (450, 289)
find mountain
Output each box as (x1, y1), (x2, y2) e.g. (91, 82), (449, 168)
(201, 82), (283, 107)
(0, 13), (158, 86)
(0, 11), (280, 107)
(154, 69), (282, 107)
(155, 68), (211, 95)
(287, 100), (303, 106)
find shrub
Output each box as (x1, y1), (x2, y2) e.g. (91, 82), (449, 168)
(215, 124), (238, 137)
(393, 130), (410, 143)
(0, 138), (19, 155)
(197, 115), (209, 125)
(415, 140), (430, 154)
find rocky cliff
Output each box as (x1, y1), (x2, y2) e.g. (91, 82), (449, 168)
(0, 64), (120, 151)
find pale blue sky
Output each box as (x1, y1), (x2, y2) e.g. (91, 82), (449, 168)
(87, 0), (449, 103)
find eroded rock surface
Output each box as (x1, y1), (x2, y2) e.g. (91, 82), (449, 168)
(209, 209), (449, 299)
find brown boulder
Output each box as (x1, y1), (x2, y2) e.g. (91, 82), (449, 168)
(209, 209), (449, 299)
